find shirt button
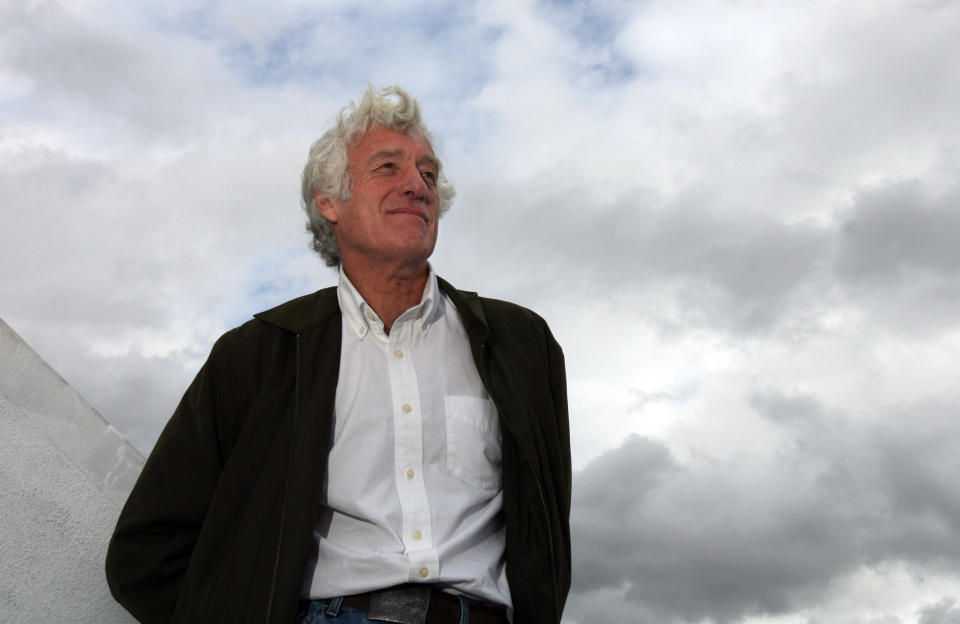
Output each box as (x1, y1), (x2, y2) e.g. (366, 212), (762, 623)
(402, 403), (412, 413)
(412, 529), (422, 540)
(394, 349), (404, 359)
(405, 468), (415, 479)
(418, 567), (429, 578)
(358, 327), (366, 335)
(366, 310), (376, 321)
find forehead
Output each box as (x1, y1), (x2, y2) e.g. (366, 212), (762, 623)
(347, 127), (435, 164)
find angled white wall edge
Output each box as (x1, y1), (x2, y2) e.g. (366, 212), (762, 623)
(1, 317), (144, 622)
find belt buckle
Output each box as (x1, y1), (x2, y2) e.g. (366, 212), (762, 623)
(367, 586), (431, 624)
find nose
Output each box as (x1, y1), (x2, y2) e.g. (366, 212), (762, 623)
(400, 166), (428, 200)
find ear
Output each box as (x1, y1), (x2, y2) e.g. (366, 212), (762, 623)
(314, 193), (340, 224)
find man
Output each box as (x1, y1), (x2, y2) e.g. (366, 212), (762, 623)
(106, 85), (570, 624)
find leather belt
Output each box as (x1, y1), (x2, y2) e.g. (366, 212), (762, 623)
(340, 585), (508, 624)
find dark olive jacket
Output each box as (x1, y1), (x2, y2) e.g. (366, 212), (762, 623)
(105, 279), (571, 624)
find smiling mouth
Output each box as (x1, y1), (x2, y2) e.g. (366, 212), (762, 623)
(388, 208), (430, 223)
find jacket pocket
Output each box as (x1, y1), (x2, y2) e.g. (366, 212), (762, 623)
(444, 395), (502, 492)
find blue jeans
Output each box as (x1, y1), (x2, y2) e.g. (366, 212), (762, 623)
(296, 596), (470, 624)
(296, 598), (374, 624)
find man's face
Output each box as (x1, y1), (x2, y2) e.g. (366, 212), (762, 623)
(316, 126), (441, 269)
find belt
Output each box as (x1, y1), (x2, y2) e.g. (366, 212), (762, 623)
(340, 584), (508, 624)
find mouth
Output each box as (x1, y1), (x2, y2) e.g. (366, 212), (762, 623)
(387, 207), (430, 223)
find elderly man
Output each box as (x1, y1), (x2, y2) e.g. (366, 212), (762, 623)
(106, 85), (570, 624)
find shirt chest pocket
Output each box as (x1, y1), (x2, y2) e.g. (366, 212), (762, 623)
(444, 395), (502, 492)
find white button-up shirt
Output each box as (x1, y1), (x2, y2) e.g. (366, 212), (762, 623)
(304, 267), (512, 610)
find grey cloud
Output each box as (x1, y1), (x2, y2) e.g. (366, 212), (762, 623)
(456, 174), (960, 340)
(781, 4), (960, 173)
(562, 586), (661, 624)
(833, 182), (960, 333)
(1, 1), (237, 142)
(574, 434), (676, 520)
(566, 392), (960, 623)
(0, 144), (172, 334)
(45, 342), (195, 456)
(835, 182), (960, 283)
(637, 193), (828, 330)
(0, 141), (116, 197)
(656, 3), (960, 204)
(452, 182), (832, 333)
(919, 597), (960, 624)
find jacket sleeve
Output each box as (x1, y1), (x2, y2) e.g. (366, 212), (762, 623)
(548, 327), (571, 527)
(105, 333), (236, 624)
(544, 322), (572, 600)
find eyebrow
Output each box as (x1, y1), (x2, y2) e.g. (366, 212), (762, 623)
(417, 153), (441, 173)
(366, 149), (441, 172)
(367, 149), (403, 167)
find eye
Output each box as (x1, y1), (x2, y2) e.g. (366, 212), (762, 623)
(420, 169), (438, 185)
(377, 162), (396, 171)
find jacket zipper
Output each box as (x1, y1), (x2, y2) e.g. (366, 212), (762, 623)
(479, 342), (561, 622)
(264, 332), (301, 622)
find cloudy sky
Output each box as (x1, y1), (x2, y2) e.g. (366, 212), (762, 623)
(3, 0), (960, 622)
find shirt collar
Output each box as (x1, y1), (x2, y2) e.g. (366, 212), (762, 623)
(337, 265), (443, 340)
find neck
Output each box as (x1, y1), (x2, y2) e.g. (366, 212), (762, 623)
(341, 257), (429, 334)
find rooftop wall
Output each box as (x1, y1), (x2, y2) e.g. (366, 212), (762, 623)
(1, 318), (144, 622)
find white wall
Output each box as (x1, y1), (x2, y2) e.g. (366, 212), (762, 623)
(1, 318), (144, 623)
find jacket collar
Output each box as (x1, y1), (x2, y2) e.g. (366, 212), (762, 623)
(253, 287), (340, 333)
(253, 276), (492, 345)
(437, 277), (492, 347)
